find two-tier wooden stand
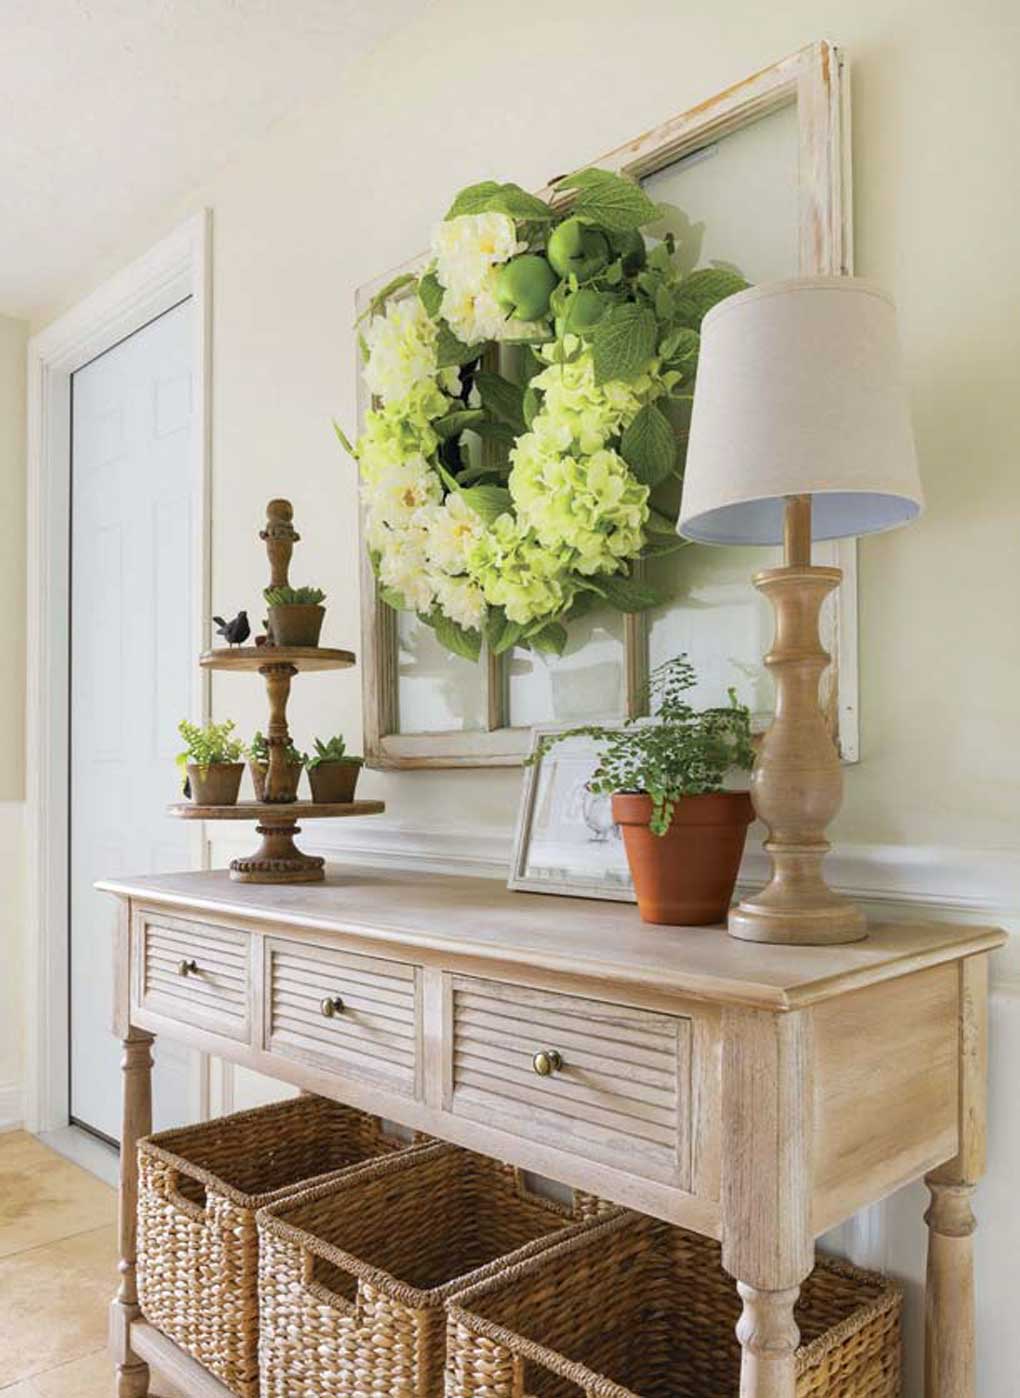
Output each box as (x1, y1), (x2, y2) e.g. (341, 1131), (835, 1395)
(168, 499), (383, 883)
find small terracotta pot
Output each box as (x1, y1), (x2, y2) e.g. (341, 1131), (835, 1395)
(249, 760), (303, 802)
(612, 791), (754, 926)
(268, 604), (324, 647)
(308, 760), (363, 804)
(188, 762), (244, 806)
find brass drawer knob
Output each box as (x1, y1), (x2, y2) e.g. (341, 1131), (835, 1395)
(320, 995), (345, 1019)
(532, 1049), (563, 1078)
(177, 959), (199, 977)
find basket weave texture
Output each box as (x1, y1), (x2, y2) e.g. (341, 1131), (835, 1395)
(137, 1094), (423, 1398)
(256, 1141), (615, 1398)
(446, 1210), (902, 1398)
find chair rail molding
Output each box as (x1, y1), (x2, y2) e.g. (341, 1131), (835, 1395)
(24, 210), (213, 1134)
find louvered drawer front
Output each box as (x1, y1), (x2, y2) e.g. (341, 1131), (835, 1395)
(450, 977), (691, 1188)
(136, 914), (250, 1042)
(266, 938), (420, 1096)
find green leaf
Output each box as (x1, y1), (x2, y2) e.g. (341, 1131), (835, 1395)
(599, 573), (664, 612)
(436, 321), (482, 367)
(465, 418), (516, 446)
(485, 608), (525, 655)
(355, 272), (416, 326)
(446, 180), (555, 222)
(434, 408), (486, 440)
(620, 404), (676, 486)
(659, 326), (700, 365)
(429, 610), (482, 662)
(555, 168), (660, 233)
(474, 372), (527, 432)
(418, 270), (444, 318)
(379, 585), (414, 611)
(529, 622), (568, 656)
(332, 419), (356, 459)
(357, 331), (370, 363)
(640, 533), (688, 558)
(522, 385), (540, 428)
(589, 304), (658, 385)
(647, 506), (680, 534)
(672, 268), (749, 327)
(459, 484), (512, 526)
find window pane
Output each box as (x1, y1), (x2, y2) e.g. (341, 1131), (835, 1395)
(396, 611), (486, 733)
(507, 604), (626, 729)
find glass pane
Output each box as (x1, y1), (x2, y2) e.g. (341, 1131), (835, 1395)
(396, 611), (486, 733)
(643, 101), (801, 718)
(507, 604), (626, 728)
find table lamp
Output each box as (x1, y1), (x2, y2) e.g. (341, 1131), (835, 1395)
(678, 277), (922, 945)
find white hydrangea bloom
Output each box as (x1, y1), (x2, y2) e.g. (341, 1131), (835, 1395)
(425, 492), (486, 575)
(363, 297), (439, 406)
(432, 573), (487, 631)
(431, 213), (521, 297)
(365, 456), (441, 531)
(376, 525), (435, 613)
(440, 269), (510, 346)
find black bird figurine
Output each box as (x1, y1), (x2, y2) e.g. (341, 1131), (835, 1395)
(213, 610), (251, 647)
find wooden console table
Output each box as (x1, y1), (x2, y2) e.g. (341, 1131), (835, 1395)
(99, 866), (1005, 1398)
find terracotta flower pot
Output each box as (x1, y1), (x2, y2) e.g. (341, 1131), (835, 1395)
(268, 604), (324, 647)
(308, 760), (363, 804)
(612, 791), (754, 927)
(249, 760), (303, 802)
(188, 762), (244, 806)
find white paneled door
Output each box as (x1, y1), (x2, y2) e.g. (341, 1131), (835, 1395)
(70, 298), (198, 1141)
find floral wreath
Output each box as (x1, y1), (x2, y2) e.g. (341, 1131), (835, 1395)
(336, 169), (747, 661)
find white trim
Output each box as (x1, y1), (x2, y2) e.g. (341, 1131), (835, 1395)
(25, 212), (213, 1135)
(210, 817), (1020, 923)
(0, 1081), (23, 1132)
(36, 1123), (119, 1188)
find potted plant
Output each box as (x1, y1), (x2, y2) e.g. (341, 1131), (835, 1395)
(246, 730), (305, 801)
(306, 734), (363, 804)
(530, 656), (755, 925)
(263, 585), (326, 647)
(176, 718), (245, 806)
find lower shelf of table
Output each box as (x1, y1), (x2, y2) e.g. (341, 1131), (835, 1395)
(130, 1319), (234, 1398)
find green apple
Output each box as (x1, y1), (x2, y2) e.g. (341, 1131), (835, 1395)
(494, 255), (558, 321)
(546, 217), (611, 280)
(609, 227), (647, 274)
(562, 288), (610, 334)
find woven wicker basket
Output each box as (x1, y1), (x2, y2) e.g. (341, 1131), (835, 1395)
(446, 1210), (902, 1398)
(256, 1141), (614, 1398)
(137, 1094), (424, 1398)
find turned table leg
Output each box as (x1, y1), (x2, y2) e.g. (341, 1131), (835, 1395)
(109, 1028), (154, 1398)
(722, 1008), (813, 1398)
(923, 954), (987, 1398)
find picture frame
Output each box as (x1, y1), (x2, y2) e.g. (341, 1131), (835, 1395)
(508, 724), (636, 902)
(356, 39), (856, 770)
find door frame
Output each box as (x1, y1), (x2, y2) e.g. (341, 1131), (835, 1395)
(25, 211), (213, 1134)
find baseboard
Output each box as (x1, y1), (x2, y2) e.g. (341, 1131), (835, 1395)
(212, 818), (1020, 921)
(0, 1079), (23, 1132)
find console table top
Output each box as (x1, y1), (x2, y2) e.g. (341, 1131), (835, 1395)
(98, 865), (1005, 1012)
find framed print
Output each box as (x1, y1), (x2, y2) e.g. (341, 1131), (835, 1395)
(508, 725), (635, 902)
(356, 39), (856, 770)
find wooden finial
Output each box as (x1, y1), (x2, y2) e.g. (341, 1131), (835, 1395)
(260, 499), (300, 590)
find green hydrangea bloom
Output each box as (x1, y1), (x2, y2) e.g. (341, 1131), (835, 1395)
(358, 380), (452, 484)
(465, 514), (572, 625)
(531, 341), (664, 454)
(510, 435), (650, 576)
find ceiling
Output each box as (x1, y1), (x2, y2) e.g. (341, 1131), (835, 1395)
(0, 0), (427, 319)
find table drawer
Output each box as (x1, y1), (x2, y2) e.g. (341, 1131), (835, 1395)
(265, 938), (421, 1096)
(133, 912), (250, 1042)
(448, 977), (691, 1188)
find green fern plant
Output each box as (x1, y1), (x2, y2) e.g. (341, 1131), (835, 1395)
(176, 719), (243, 783)
(528, 655), (754, 835)
(264, 585), (326, 607)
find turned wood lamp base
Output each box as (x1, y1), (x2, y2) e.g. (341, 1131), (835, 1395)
(729, 496), (867, 946)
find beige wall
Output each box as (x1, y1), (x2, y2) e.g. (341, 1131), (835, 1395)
(34, 0), (1020, 863)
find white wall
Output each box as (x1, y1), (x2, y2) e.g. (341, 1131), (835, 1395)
(25, 0), (1020, 1390)
(0, 313), (27, 1127)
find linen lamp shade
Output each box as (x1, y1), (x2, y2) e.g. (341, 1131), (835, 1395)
(678, 277), (923, 545)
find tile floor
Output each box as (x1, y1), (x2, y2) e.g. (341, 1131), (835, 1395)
(0, 1130), (175, 1398)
